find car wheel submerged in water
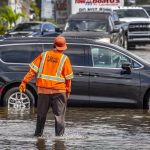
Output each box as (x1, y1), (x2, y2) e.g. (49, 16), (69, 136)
(3, 87), (35, 109)
(144, 91), (150, 109)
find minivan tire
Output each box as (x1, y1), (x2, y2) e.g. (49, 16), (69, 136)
(143, 91), (150, 109)
(3, 87), (35, 108)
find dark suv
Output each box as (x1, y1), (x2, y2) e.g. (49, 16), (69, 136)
(62, 11), (124, 47)
(4, 22), (62, 38)
(0, 37), (150, 111)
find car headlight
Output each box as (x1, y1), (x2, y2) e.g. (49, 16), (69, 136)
(96, 38), (111, 43)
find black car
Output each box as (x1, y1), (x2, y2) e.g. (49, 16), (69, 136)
(61, 11), (124, 47)
(3, 22), (62, 38)
(0, 37), (150, 111)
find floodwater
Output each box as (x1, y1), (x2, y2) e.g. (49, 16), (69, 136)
(1, 107), (150, 150)
(130, 45), (150, 63)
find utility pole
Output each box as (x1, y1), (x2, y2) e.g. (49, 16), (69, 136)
(14, 0), (16, 13)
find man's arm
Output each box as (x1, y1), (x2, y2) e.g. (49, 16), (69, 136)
(19, 69), (36, 92)
(66, 80), (71, 99)
(19, 53), (42, 92)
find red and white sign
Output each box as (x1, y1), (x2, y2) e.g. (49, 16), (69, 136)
(71, 0), (124, 14)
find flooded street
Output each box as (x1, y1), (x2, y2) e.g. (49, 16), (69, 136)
(0, 46), (150, 150)
(1, 107), (150, 149)
(130, 45), (150, 63)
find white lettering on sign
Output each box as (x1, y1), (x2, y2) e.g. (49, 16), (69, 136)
(71, 0), (124, 14)
(75, 0), (120, 4)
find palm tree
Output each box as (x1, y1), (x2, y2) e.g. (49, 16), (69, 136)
(0, 5), (25, 29)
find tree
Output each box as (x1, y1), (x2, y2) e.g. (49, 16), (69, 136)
(30, 1), (40, 20)
(0, 5), (25, 29)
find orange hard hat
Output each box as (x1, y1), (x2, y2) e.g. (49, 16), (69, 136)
(54, 36), (67, 51)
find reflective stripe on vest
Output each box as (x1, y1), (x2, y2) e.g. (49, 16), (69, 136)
(37, 52), (67, 82)
(38, 74), (65, 82)
(37, 52), (47, 78)
(29, 63), (39, 73)
(65, 72), (74, 80)
(56, 55), (67, 77)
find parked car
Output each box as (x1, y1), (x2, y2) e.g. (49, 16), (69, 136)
(112, 7), (150, 49)
(3, 22), (62, 38)
(61, 11), (124, 47)
(0, 37), (150, 111)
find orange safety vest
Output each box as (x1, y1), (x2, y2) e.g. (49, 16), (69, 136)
(29, 50), (73, 90)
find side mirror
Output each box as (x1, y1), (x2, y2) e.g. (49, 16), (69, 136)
(121, 62), (131, 74)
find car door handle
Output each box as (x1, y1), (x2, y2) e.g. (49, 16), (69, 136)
(75, 72), (89, 76)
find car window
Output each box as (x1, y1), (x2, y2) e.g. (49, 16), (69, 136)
(0, 44), (43, 63)
(13, 23), (41, 31)
(65, 20), (107, 32)
(64, 45), (85, 66)
(43, 24), (55, 31)
(115, 9), (149, 18)
(91, 46), (133, 68)
(43, 44), (85, 66)
(143, 7), (150, 16)
(43, 43), (53, 51)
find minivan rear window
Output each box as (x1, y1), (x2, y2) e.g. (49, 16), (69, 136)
(44, 44), (86, 66)
(65, 44), (85, 66)
(0, 44), (43, 63)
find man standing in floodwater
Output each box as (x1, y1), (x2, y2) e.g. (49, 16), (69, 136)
(19, 36), (74, 137)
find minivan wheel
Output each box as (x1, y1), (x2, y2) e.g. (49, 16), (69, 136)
(3, 87), (35, 109)
(143, 91), (150, 109)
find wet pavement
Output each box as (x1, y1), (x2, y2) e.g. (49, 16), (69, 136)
(130, 45), (150, 63)
(1, 107), (150, 150)
(0, 46), (150, 149)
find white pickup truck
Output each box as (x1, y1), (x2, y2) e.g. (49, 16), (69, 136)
(113, 7), (150, 49)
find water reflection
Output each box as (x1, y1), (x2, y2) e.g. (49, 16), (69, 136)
(36, 138), (46, 150)
(0, 107), (35, 119)
(51, 140), (66, 150)
(36, 138), (66, 150)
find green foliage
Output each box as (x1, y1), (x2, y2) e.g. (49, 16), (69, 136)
(0, 5), (25, 29)
(30, 1), (40, 20)
(0, 24), (6, 35)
